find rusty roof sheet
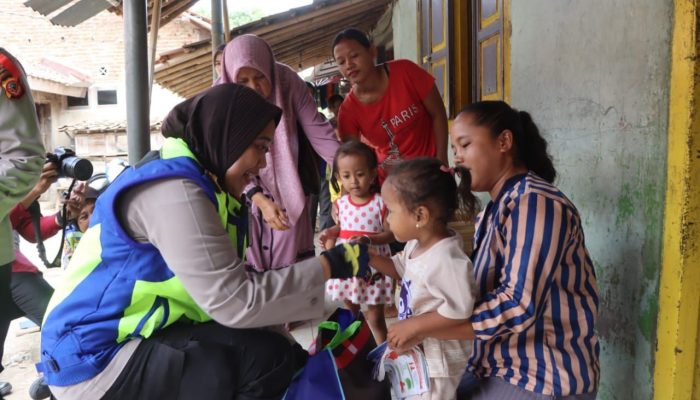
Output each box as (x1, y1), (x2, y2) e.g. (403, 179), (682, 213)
(154, 0), (392, 99)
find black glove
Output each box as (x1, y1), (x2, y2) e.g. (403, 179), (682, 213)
(321, 242), (371, 280)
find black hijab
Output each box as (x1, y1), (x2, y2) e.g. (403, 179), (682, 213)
(161, 84), (282, 188)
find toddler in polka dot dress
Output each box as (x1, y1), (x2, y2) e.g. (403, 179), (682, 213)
(323, 140), (395, 344)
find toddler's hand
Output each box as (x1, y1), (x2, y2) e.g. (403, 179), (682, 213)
(388, 319), (424, 354)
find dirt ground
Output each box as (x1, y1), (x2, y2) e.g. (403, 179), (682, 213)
(3, 319), (43, 399)
(2, 263), (62, 400)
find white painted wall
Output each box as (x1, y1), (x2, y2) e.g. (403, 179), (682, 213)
(391, 0), (419, 63)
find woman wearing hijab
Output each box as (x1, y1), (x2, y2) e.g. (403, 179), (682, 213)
(218, 34), (339, 270)
(37, 84), (370, 400)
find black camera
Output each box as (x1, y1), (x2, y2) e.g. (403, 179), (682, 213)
(46, 147), (93, 181)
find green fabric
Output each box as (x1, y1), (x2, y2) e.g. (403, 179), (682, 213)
(44, 224), (103, 319)
(117, 277), (210, 342)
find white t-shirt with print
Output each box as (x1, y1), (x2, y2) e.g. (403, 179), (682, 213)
(392, 233), (476, 377)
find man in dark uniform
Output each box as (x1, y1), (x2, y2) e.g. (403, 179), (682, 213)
(0, 48), (46, 399)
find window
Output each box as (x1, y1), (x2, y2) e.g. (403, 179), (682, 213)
(97, 90), (117, 105)
(67, 94), (89, 108)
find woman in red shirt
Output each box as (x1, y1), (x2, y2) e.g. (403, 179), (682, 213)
(333, 28), (449, 181)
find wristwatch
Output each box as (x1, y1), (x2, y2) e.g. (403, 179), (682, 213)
(245, 186), (264, 201)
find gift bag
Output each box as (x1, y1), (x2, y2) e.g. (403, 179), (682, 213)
(285, 308), (390, 400)
(284, 348), (345, 400)
(317, 308), (391, 399)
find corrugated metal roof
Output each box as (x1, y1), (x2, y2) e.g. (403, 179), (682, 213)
(50, 0), (114, 26)
(110, 0), (201, 29)
(24, 0), (75, 16)
(154, 0), (392, 98)
(23, 0), (195, 28)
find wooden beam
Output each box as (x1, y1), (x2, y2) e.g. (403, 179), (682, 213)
(156, 59), (210, 84)
(271, 15), (380, 60)
(148, 0), (162, 100)
(251, 1), (387, 42)
(178, 81), (211, 98)
(155, 46), (211, 73)
(160, 0), (197, 27)
(169, 69), (212, 92)
(237, 0), (388, 38)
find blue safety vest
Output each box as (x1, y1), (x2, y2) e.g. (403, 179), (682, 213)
(37, 138), (244, 386)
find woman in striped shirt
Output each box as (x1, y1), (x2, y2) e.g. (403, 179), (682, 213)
(387, 101), (599, 399)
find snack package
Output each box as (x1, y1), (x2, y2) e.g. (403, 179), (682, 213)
(368, 341), (430, 398)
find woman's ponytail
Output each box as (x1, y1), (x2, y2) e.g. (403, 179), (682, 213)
(458, 101), (557, 184)
(517, 111), (556, 183)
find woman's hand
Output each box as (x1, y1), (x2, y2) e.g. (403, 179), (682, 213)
(65, 182), (87, 220)
(20, 163), (59, 208)
(255, 194), (289, 231)
(34, 163), (59, 195)
(321, 242), (371, 280)
(387, 318), (424, 354)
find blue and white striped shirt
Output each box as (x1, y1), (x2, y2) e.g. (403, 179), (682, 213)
(469, 172), (599, 396)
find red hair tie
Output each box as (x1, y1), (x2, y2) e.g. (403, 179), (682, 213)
(440, 165), (455, 176)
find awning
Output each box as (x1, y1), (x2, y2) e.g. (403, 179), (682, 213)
(23, 0), (196, 28)
(154, 0), (392, 99)
(309, 60), (341, 86)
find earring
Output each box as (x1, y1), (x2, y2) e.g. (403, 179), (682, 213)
(416, 223), (421, 229)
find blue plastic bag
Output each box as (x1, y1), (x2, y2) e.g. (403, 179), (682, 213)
(284, 348), (345, 400)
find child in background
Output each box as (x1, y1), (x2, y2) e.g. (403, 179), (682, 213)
(213, 43), (226, 79)
(327, 94), (344, 133)
(370, 158), (476, 400)
(324, 140), (395, 343)
(326, 94), (345, 207)
(61, 185), (100, 268)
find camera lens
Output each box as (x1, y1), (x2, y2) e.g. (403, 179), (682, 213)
(62, 157), (93, 180)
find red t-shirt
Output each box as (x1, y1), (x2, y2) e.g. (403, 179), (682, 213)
(338, 59), (436, 180)
(10, 204), (61, 273)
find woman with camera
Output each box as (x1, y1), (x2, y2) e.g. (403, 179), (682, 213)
(39, 84), (371, 400)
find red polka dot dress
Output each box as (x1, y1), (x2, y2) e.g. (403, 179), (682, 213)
(326, 194), (394, 305)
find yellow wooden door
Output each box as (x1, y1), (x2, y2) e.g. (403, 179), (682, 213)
(472, 0), (507, 101)
(419, 0), (451, 115)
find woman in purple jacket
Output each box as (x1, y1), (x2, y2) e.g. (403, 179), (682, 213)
(218, 34), (339, 270)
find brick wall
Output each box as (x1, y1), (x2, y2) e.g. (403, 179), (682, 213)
(1, 0), (210, 86)
(1, 1), (211, 150)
